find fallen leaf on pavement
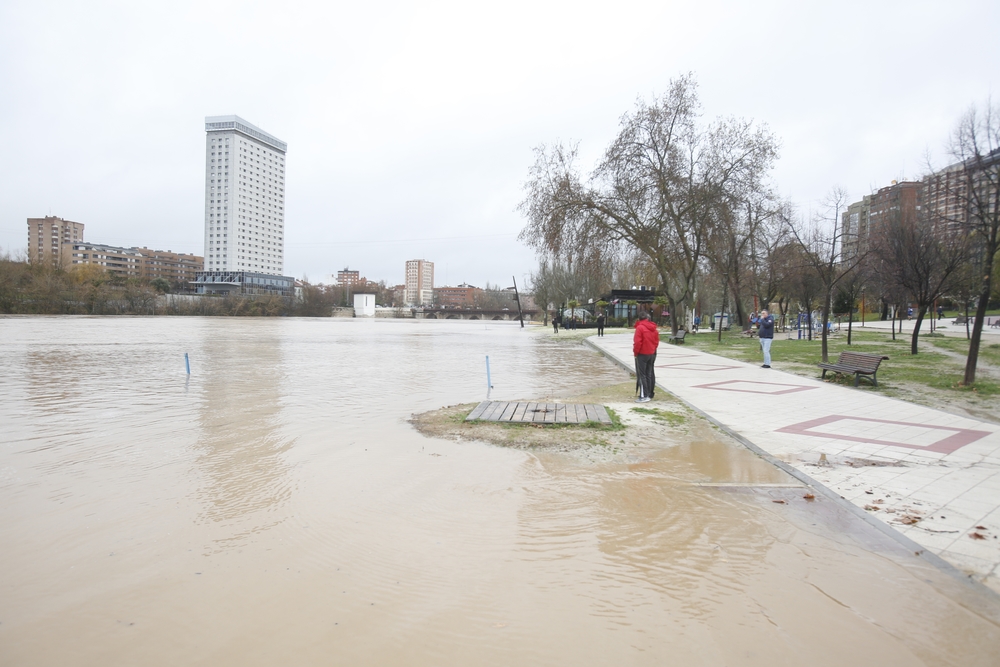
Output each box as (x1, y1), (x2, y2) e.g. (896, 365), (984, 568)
(803, 493), (815, 500)
(970, 532), (987, 540)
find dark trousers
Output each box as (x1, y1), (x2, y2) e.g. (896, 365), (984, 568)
(597, 323), (605, 336)
(636, 353), (657, 399)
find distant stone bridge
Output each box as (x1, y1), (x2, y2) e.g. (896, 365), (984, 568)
(415, 307), (538, 321)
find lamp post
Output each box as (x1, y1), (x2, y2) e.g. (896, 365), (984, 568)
(861, 287), (866, 327)
(509, 277), (524, 328)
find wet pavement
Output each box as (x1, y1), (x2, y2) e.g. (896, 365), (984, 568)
(588, 332), (1000, 593)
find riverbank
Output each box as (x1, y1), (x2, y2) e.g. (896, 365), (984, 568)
(587, 332), (1000, 595)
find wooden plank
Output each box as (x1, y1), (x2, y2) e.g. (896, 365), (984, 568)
(533, 403), (547, 423)
(499, 402), (518, 422)
(555, 404), (567, 423)
(511, 401), (529, 423)
(523, 402), (537, 422)
(466, 401), (490, 421)
(594, 405), (613, 423)
(584, 403), (599, 422)
(571, 404), (583, 423)
(543, 403), (556, 423)
(483, 401), (505, 421)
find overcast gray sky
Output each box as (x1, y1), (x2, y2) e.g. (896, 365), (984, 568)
(1, 0), (997, 289)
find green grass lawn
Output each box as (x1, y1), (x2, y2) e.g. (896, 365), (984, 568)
(679, 328), (1000, 400)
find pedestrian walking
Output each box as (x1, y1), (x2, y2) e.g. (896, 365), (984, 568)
(937, 305), (944, 321)
(597, 312), (606, 337)
(553, 313), (560, 333)
(633, 311), (659, 402)
(758, 308), (774, 368)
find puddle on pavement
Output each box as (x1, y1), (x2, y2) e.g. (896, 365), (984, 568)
(1, 317), (998, 666)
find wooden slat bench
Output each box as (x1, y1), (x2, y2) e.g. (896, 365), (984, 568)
(953, 316), (968, 325)
(817, 351), (889, 387)
(668, 329), (687, 344)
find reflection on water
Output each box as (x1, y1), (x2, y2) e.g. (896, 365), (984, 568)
(1, 317), (998, 666)
(194, 323), (294, 545)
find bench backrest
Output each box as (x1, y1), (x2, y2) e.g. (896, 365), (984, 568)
(836, 351), (886, 371)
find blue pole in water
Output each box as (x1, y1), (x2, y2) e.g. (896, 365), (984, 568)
(486, 355), (492, 399)
(185, 353), (191, 375)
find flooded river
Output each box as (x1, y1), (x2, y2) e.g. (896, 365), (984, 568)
(2, 317), (998, 665)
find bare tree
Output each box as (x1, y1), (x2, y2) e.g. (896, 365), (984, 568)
(706, 193), (779, 332)
(787, 188), (867, 361)
(871, 202), (970, 354)
(518, 74), (779, 334)
(931, 101), (1000, 384)
(748, 202), (794, 325)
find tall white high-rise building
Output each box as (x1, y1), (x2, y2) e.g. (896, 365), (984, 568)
(204, 115), (287, 274)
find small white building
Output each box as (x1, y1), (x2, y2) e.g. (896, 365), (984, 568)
(354, 293), (376, 317)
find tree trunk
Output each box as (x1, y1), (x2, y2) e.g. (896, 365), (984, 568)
(717, 283), (728, 342)
(847, 305), (854, 345)
(963, 270), (994, 385)
(910, 306), (928, 355)
(820, 289), (832, 362)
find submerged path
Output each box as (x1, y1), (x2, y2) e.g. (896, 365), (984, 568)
(587, 332), (1000, 594)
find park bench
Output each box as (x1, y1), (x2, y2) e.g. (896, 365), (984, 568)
(668, 329), (687, 344)
(817, 351), (889, 387)
(953, 316), (968, 325)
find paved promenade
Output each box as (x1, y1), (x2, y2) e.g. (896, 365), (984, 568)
(587, 333), (1000, 593)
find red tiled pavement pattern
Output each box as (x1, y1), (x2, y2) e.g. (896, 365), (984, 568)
(694, 379), (818, 395)
(777, 415), (990, 454)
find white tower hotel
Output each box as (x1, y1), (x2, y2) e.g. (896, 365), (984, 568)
(204, 115), (287, 273)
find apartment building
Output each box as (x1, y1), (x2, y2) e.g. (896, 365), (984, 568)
(134, 248), (203, 284)
(434, 283), (480, 307)
(840, 195), (872, 260)
(337, 268), (362, 287)
(27, 216), (85, 266)
(404, 259), (434, 305)
(869, 181), (923, 239)
(843, 181), (922, 258)
(65, 243), (203, 282)
(65, 243), (144, 276)
(203, 115), (287, 274)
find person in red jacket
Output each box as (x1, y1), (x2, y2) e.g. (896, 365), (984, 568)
(633, 311), (660, 402)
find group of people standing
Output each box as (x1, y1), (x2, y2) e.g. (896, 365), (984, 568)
(555, 307), (775, 403)
(552, 312), (607, 335)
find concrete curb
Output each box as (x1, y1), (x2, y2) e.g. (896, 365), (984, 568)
(583, 336), (1000, 619)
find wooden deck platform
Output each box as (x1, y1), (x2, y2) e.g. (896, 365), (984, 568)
(466, 401), (612, 424)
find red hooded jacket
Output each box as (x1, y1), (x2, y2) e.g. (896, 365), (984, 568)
(633, 319), (660, 356)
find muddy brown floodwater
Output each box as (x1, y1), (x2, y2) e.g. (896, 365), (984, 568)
(1, 316), (999, 666)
